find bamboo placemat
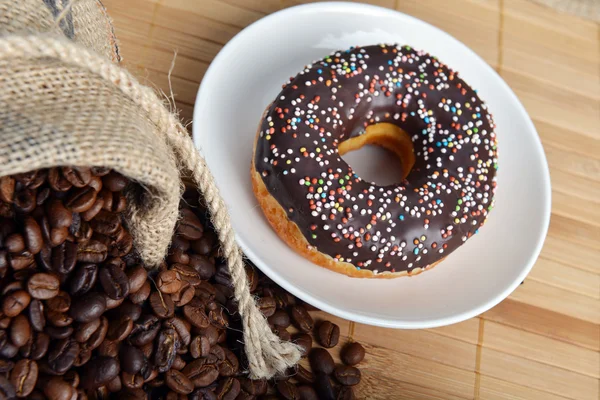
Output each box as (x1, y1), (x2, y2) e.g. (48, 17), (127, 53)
(101, 1), (600, 398)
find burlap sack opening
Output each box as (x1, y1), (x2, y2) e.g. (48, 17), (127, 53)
(0, 0), (301, 379)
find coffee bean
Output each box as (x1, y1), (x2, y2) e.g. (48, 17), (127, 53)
(191, 232), (214, 255)
(337, 386), (355, 400)
(46, 291), (71, 313)
(62, 167), (92, 188)
(183, 304), (210, 329)
(273, 326), (291, 342)
(267, 310), (290, 328)
(190, 388), (217, 400)
(218, 348), (239, 377)
(47, 199), (72, 228)
(90, 211), (120, 236)
(46, 309), (73, 327)
(109, 231), (133, 257)
(128, 281), (150, 305)
(119, 345), (144, 374)
(149, 291), (174, 319)
(99, 264), (130, 300)
(81, 357), (120, 390)
(165, 369), (194, 395)
(2, 289), (31, 317)
(74, 318), (101, 343)
(341, 342), (365, 366)
(27, 273), (60, 299)
(177, 209), (204, 240)
(198, 325), (219, 347)
(295, 364), (314, 384)
(87, 317), (109, 350)
(48, 338), (80, 374)
(5, 233), (25, 253)
(208, 307), (228, 330)
(310, 348), (335, 375)
(106, 375), (122, 393)
(155, 329), (178, 373)
(9, 250), (35, 271)
(163, 317), (191, 348)
(183, 359), (219, 388)
(76, 241), (107, 264)
(167, 248), (189, 265)
(257, 297), (276, 317)
(43, 377), (74, 400)
(121, 372), (144, 390)
(188, 255), (215, 280)
(28, 332), (50, 360)
(22, 217), (43, 255)
(190, 335), (211, 359)
(10, 359), (38, 397)
(173, 285), (195, 307)
(13, 189), (36, 213)
(314, 373), (336, 400)
(81, 198), (104, 222)
(10, 314), (31, 347)
(0, 360), (14, 374)
(129, 314), (160, 346)
(70, 292), (106, 323)
(107, 316), (133, 341)
(49, 242), (78, 275)
(276, 380), (299, 400)
(125, 265), (146, 294)
(46, 326), (74, 340)
(69, 214), (93, 243)
(290, 305), (313, 333)
(297, 385), (318, 400)
(0, 176), (15, 203)
(102, 172), (128, 192)
(293, 333), (312, 357)
(238, 378), (267, 396)
(65, 187), (96, 213)
(68, 263), (97, 296)
(215, 377), (240, 400)
(333, 366), (361, 386)
(0, 342), (18, 358)
(170, 263), (201, 287)
(156, 270), (182, 294)
(97, 339), (120, 358)
(112, 301), (141, 322)
(317, 321), (340, 349)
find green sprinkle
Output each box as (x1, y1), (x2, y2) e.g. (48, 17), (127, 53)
(339, 179), (344, 184)
(318, 179), (324, 184)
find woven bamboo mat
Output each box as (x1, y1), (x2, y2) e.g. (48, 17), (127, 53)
(101, 0), (600, 398)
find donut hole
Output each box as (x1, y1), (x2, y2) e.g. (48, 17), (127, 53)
(338, 123), (415, 185)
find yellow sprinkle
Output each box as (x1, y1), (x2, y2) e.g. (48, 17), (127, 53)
(448, 142), (454, 148)
(300, 147), (306, 152)
(454, 218), (460, 223)
(317, 187), (322, 193)
(381, 215), (386, 221)
(269, 121), (274, 126)
(337, 206), (343, 212)
(286, 160), (291, 164)
(265, 135), (271, 140)
(428, 110), (433, 115)
(316, 148), (321, 153)
(457, 110), (462, 115)
(479, 175), (484, 180)
(334, 202), (339, 208)
(472, 114), (477, 119)
(366, 224), (372, 229)
(465, 102), (470, 108)
(466, 130), (472, 135)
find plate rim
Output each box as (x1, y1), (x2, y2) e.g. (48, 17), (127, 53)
(193, 1), (552, 328)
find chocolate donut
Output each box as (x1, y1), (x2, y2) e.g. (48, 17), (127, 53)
(252, 44), (498, 278)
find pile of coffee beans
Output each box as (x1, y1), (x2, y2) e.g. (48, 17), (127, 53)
(0, 168), (366, 399)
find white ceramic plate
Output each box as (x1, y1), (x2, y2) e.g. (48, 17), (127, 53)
(193, 2), (551, 328)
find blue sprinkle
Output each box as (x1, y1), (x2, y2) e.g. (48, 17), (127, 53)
(477, 113), (481, 118)
(436, 142), (441, 147)
(475, 229), (479, 234)
(410, 112), (416, 116)
(451, 107), (457, 113)
(396, 82), (401, 87)
(413, 248), (419, 255)
(351, 66), (356, 70)
(436, 199), (442, 204)
(424, 117), (430, 123)
(317, 69), (323, 74)
(388, 60), (393, 65)
(309, 118), (315, 123)
(321, 138), (326, 142)
(356, 267), (361, 270)
(399, 215), (405, 221)
(321, 193), (326, 198)
(422, 129), (427, 135)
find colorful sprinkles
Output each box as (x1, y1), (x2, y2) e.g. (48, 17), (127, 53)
(255, 44), (498, 274)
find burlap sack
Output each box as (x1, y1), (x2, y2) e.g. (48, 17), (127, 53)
(0, 0), (300, 379)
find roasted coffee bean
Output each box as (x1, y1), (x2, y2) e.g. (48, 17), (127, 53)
(208, 308), (228, 329)
(170, 263), (201, 286)
(155, 329), (178, 373)
(80, 357), (120, 390)
(290, 305), (313, 333)
(102, 172), (128, 192)
(28, 332), (50, 360)
(27, 273), (60, 299)
(86, 317), (108, 350)
(119, 345), (145, 374)
(333, 366), (361, 386)
(177, 208), (204, 240)
(13, 189), (36, 213)
(2, 281), (23, 295)
(49, 242), (78, 275)
(70, 292), (106, 323)
(190, 388), (217, 400)
(10, 359), (38, 397)
(129, 314), (160, 346)
(337, 386), (355, 400)
(0, 342), (18, 358)
(191, 233), (214, 255)
(297, 385), (318, 400)
(188, 255), (215, 280)
(9, 250), (35, 271)
(97, 339), (120, 358)
(214, 377), (240, 400)
(183, 304), (210, 329)
(267, 310), (290, 328)
(0, 251), (8, 273)
(166, 248), (189, 265)
(190, 335), (211, 359)
(46, 326), (74, 340)
(218, 348), (239, 377)
(48, 338), (80, 374)
(156, 270), (182, 294)
(62, 167), (92, 188)
(74, 318), (101, 343)
(163, 317), (191, 348)
(125, 266), (147, 294)
(46, 309), (73, 327)
(47, 200), (72, 228)
(109, 232), (132, 257)
(48, 227), (69, 247)
(0, 359), (13, 374)
(129, 281), (150, 305)
(257, 297), (276, 318)
(149, 291), (174, 319)
(183, 359), (220, 388)
(43, 377), (74, 400)
(238, 378), (266, 396)
(68, 263), (97, 296)
(106, 375), (122, 393)
(274, 326), (291, 342)
(65, 187), (96, 213)
(173, 285), (195, 307)
(46, 291), (71, 313)
(111, 301), (141, 323)
(89, 210), (120, 236)
(69, 215), (93, 243)
(121, 372), (144, 390)
(5, 233), (25, 253)
(295, 364), (314, 384)
(36, 187), (51, 206)
(293, 333), (312, 357)
(317, 321), (340, 349)
(0, 317), (10, 329)
(104, 192), (126, 213)
(165, 369), (194, 395)
(23, 217), (43, 255)
(10, 314), (31, 347)
(0, 176), (15, 203)
(76, 241), (107, 264)
(341, 342), (365, 366)
(276, 380), (299, 400)
(310, 348), (335, 375)
(81, 198), (104, 222)
(107, 316), (133, 341)
(98, 264), (130, 300)
(2, 289), (31, 317)
(314, 373), (336, 400)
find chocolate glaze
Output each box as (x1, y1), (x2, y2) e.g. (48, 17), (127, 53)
(254, 44), (498, 274)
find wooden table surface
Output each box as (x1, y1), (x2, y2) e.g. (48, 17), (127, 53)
(101, 0), (599, 398)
